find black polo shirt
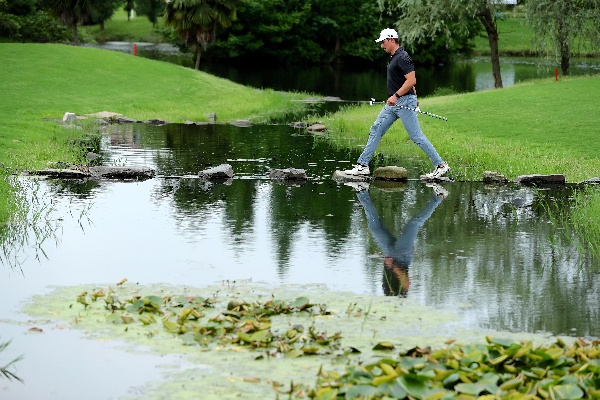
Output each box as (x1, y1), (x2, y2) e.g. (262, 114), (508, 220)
(387, 47), (416, 97)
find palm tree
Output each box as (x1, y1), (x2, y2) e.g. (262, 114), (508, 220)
(40, 0), (93, 45)
(164, 0), (239, 70)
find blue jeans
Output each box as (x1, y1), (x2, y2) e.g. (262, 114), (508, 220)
(357, 95), (444, 167)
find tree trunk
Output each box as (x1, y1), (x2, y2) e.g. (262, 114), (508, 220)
(195, 48), (202, 70)
(478, 7), (503, 88)
(73, 23), (80, 46)
(560, 53), (570, 76)
(100, 20), (105, 31)
(558, 19), (570, 75)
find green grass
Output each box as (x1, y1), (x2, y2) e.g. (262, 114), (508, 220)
(473, 17), (535, 56)
(82, 10), (164, 43)
(473, 16), (599, 57)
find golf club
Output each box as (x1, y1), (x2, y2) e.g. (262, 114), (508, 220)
(369, 98), (448, 121)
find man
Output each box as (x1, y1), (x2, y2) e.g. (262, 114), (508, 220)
(344, 28), (450, 180)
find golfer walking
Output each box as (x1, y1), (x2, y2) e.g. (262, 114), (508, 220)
(344, 28), (450, 180)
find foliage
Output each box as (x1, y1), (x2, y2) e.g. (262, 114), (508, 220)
(0, 0), (71, 43)
(0, 172), (18, 227)
(82, 0), (122, 28)
(307, 336), (600, 399)
(37, 0), (91, 44)
(0, 339), (23, 383)
(541, 186), (600, 263)
(72, 284), (600, 398)
(163, 0), (239, 70)
(206, 0), (469, 65)
(381, 0), (504, 87)
(526, 0), (600, 75)
(76, 287), (341, 357)
(134, 0), (164, 28)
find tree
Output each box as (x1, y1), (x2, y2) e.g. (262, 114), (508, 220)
(136, 0), (164, 28)
(123, 0), (134, 20)
(39, 0), (93, 44)
(164, 0), (239, 70)
(380, 0), (504, 88)
(526, 0), (600, 76)
(84, 0), (122, 30)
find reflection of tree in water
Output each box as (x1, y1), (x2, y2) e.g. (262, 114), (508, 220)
(158, 178), (259, 248)
(1, 178), (59, 272)
(1, 178), (96, 273)
(155, 176), (360, 278)
(268, 182), (357, 277)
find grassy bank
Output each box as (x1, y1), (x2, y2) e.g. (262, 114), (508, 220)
(321, 75), (600, 183)
(82, 10), (164, 43)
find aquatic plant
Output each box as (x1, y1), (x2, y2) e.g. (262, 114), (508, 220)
(73, 285), (600, 399)
(539, 186), (600, 267)
(306, 337), (600, 399)
(77, 287), (341, 358)
(0, 339), (23, 383)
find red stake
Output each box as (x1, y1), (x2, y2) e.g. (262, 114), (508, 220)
(134, 43), (137, 56)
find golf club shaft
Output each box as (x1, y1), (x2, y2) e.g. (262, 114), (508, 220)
(369, 98), (448, 121)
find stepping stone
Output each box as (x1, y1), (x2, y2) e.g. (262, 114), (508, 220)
(332, 170), (370, 183)
(515, 174), (565, 185)
(198, 164), (234, 180)
(373, 166), (408, 181)
(269, 168), (307, 181)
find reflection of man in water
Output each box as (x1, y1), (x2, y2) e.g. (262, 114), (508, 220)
(356, 184), (447, 297)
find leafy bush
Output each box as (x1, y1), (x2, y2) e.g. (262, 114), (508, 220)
(0, 10), (71, 43)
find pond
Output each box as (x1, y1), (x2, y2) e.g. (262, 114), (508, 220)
(1, 122), (598, 398)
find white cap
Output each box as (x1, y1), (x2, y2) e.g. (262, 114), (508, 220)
(375, 28), (398, 42)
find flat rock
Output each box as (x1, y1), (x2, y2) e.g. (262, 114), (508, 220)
(579, 177), (600, 185)
(230, 119), (252, 127)
(515, 174), (566, 185)
(89, 166), (155, 180)
(307, 124), (327, 133)
(373, 166), (408, 181)
(198, 164), (234, 180)
(419, 175), (453, 182)
(85, 111), (123, 119)
(63, 112), (77, 123)
(32, 166), (155, 180)
(483, 171), (508, 183)
(269, 168), (307, 181)
(332, 170), (370, 183)
(33, 168), (89, 179)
